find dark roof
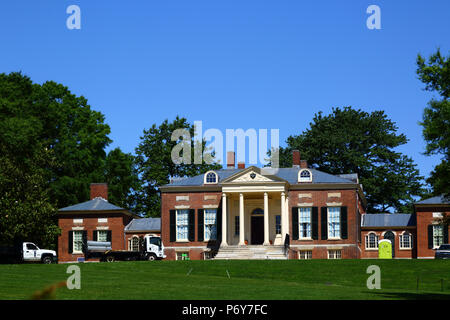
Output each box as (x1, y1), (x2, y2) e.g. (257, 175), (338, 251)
(361, 214), (416, 228)
(416, 195), (450, 205)
(164, 167), (356, 187)
(125, 218), (161, 232)
(168, 169), (241, 186)
(59, 197), (126, 212)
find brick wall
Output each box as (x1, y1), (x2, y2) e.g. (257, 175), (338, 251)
(416, 207), (450, 258)
(58, 212), (133, 262)
(287, 189), (361, 259)
(161, 191), (222, 260)
(360, 229), (417, 259)
(161, 188), (364, 260)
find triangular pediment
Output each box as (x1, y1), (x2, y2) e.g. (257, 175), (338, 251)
(221, 166), (286, 184)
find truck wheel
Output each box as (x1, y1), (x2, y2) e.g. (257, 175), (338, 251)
(106, 255), (115, 262)
(42, 256), (53, 264)
(147, 254), (157, 261)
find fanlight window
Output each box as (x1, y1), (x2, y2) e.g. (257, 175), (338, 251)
(298, 169), (312, 183)
(204, 171), (218, 184)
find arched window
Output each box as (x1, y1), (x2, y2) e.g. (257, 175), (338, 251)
(399, 231), (412, 249)
(365, 232), (379, 249)
(129, 236), (139, 251)
(204, 171), (218, 184)
(298, 169), (312, 183)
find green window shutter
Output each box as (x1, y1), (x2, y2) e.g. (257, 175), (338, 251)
(216, 207), (222, 242)
(428, 225), (433, 249)
(106, 230), (112, 243)
(291, 207), (299, 240)
(311, 207), (319, 240)
(340, 206), (348, 239)
(169, 210), (177, 242)
(93, 230), (97, 241)
(68, 231), (73, 254)
(321, 207), (328, 240)
(82, 231), (87, 253)
(197, 209), (204, 242)
(170, 210), (176, 242)
(188, 209), (195, 242)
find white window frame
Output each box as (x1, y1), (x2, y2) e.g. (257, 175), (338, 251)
(204, 209), (217, 241)
(298, 250), (312, 260)
(328, 250), (342, 259)
(176, 209), (189, 241)
(176, 251), (190, 260)
(275, 215), (281, 235)
(129, 236), (139, 251)
(399, 231), (413, 250)
(327, 207), (341, 239)
(298, 169), (312, 183)
(72, 230), (83, 254)
(433, 225), (444, 249)
(365, 232), (379, 250)
(298, 207), (312, 239)
(97, 230), (108, 242)
(204, 171), (218, 184)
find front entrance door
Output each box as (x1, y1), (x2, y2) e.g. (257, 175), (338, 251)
(251, 216), (264, 244)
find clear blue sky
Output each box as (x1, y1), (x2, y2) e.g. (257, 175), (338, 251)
(0, 1), (449, 182)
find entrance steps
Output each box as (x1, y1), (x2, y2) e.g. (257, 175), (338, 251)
(213, 245), (288, 260)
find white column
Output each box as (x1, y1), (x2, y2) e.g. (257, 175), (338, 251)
(285, 196), (289, 241)
(239, 193), (245, 245)
(264, 192), (270, 245)
(281, 191), (286, 242)
(221, 193), (228, 247)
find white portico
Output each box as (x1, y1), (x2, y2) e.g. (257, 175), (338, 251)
(219, 167), (289, 246)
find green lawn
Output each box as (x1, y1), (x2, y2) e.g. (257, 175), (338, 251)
(0, 259), (449, 300)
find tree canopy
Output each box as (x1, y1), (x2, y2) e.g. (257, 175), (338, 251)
(0, 72), (138, 246)
(417, 49), (450, 199)
(276, 106), (425, 213)
(135, 116), (221, 217)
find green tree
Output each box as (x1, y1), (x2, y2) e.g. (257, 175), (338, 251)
(32, 80), (112, 208)
(135, 117), (221, 217)
(417, 49), (450, 199)
(276, 107), (425, 213)
(0, 73), (59, 248)
(104, 148), (140, 212)
(0, 72), (140, 245)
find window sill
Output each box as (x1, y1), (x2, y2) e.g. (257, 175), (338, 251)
(298, 238), (312, 241)
(365, 248), (378, 251)
(327, 237), (342, 241)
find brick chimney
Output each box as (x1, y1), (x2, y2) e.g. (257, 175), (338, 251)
(90, 183), (108, 200)
(300, 160), (308, 169)
(237, 162), (245, 169)
(292, 150), (301, 167)
(227, 151), (235, 169)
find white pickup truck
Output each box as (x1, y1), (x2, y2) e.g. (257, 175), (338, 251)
(0, 242), (57, 264)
